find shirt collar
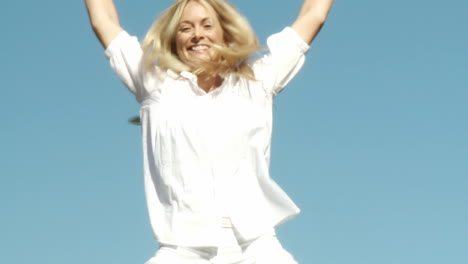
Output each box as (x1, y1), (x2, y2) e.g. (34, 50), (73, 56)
(179, 71), (232, 97)
(180, 71), (197, 80)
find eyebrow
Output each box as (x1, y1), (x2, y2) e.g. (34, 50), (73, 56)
(179, 17), (212, 25)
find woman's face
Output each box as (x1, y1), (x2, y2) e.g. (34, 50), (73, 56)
(175, 1), (225, 67)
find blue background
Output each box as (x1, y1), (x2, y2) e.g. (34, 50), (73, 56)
(1, 0), (467, 263)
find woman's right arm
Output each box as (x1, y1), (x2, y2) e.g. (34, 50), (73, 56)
(84, 0), (124, 48)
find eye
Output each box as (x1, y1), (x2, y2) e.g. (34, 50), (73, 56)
(179, 25), (192, 32)
(203, 24), (213, 29)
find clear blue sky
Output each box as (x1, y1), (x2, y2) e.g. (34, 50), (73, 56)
(1, 0), (467, 263)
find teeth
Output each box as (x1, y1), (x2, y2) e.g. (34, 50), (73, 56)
(191, 45), (208, 51)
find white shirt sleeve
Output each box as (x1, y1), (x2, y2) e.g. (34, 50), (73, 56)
(105, 31), (145, 100)
(253, 27), (310, 96)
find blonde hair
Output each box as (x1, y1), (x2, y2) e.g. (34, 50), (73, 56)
(142, 0), (259, 79)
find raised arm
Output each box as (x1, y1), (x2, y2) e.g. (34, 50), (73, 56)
(84, 0), (124, 48)
(291, 0), (334, 44)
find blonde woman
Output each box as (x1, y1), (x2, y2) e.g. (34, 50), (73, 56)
(85, 0), (334, 263)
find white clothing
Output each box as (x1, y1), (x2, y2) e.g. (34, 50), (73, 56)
(105, 27), (309, 247)
(145, 217), (298, 264)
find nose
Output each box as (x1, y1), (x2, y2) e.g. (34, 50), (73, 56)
(191, 27), (204, 43)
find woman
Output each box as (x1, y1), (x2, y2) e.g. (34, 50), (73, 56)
(85, 0), (334, 263)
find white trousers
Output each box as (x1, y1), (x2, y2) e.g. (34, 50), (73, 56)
(145, 218), (298, 264)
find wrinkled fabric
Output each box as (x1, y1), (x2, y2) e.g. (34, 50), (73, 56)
(145, 218), (298, 264)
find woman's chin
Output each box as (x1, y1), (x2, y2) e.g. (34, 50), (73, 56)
(186, 59), (213, 69)
(183, 53), (219, 67)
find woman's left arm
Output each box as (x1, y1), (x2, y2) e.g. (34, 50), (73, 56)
(291, 0), (334, 44)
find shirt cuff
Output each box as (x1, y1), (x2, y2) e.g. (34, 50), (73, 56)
(283, 27), (310, 54)
(104, 30), (131, 59)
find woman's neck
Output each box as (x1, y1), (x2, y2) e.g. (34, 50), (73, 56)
(197, 73), (224, 94)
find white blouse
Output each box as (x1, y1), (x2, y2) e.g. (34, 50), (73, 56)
(105, 27), (309, 247)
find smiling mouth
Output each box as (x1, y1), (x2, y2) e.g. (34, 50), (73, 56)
(189, 45), (209, 51)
